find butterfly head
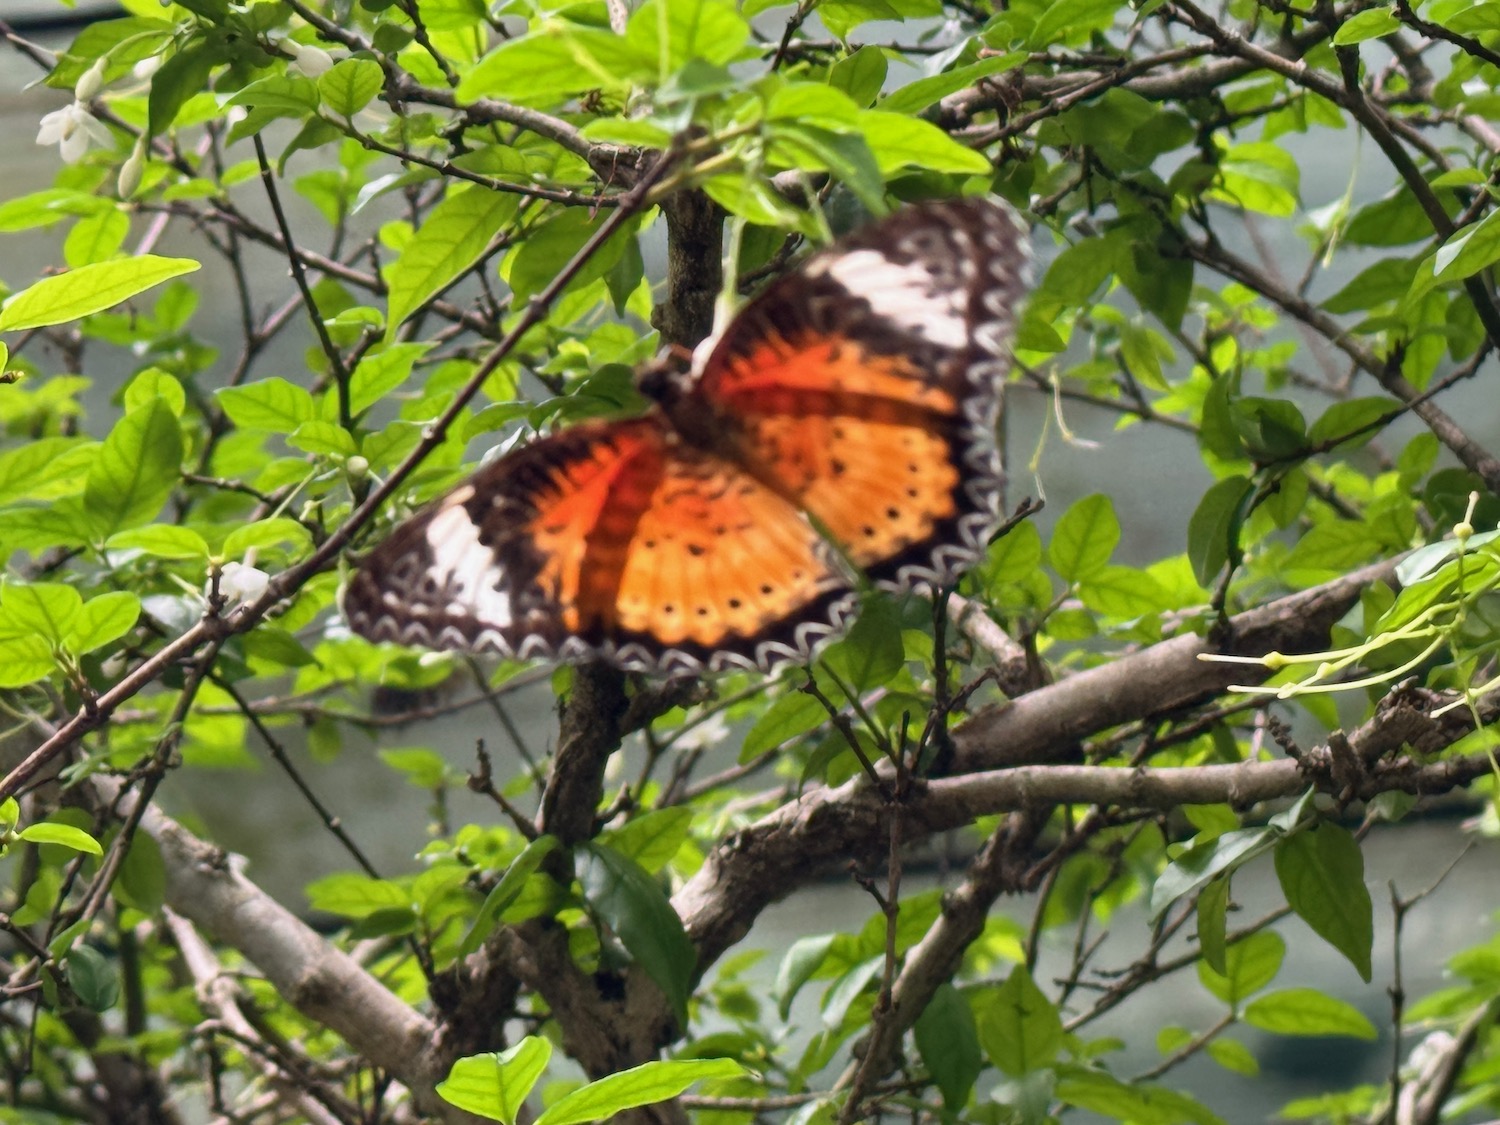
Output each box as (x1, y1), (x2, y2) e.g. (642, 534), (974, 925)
(634, 344), (695, 411)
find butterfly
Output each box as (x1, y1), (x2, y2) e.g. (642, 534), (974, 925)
(344, 196), (1030, 674)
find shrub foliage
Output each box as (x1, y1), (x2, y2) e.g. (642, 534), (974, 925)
(2, 0), (1500, 1122)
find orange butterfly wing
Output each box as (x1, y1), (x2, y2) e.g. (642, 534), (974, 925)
(693, 196), (1030, 590)
(343, 417), (851, 673)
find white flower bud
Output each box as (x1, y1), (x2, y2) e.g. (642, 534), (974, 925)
(118, 140), (145, 199)
(74, 58), (107, 103)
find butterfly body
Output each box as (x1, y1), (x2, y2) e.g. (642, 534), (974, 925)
(346, 197), (1031, 674)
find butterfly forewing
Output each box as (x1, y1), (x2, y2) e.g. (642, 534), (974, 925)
(694, 197), (1031, 590)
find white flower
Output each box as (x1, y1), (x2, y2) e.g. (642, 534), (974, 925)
(674, 711), (732, 753)
(36, 102), (113, 164)
(283, 39), (335, 78)
(217, 561), (271, 605)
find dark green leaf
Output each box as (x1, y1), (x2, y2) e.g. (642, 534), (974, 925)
(578, 843), (696, 1021)
(1149, 826), (1275, 920)
(915, 983), (982, 1109)
(1186, 475), (1254, 587)
(147, 41), (220, 138)
(1274, 822), (1373, 981)
(1197, 875), (1229, 976)
(66, 946), (119, 1012)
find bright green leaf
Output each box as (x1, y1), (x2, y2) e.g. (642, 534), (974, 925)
(0, 256), (200, 330)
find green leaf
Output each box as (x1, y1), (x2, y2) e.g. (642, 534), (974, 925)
(218, 378), (317, 432)
(0, 635), (57, 687)
(305, 873), (413, 918)
(386, 186), (519, 339)
(0, 437), (96, 505)
(507, 208), (639, 305)
(1243, 988), (1377, 1039)
(1055, 1066), (1226, 1125)
(319, 58), (384, 117)
(1048, 494), (1119, 582)
(1333, 5), (1401, 42)
(820, 597), (904, 690)
(1197, 875), (1229, 976)
(1186, 475), (1254, 587)
(881, 53), (1024, 114)
(1211, 141), (1300, 217)
(857, 111), (992, 175)
(1077, 564), (1168, 618)
(1307, 396), (1399, 451)
(828, 45), (888, 107)
(0, 256), (201, 331)
(1197, 929), (1286, 1008)
(83, 398), (183, 538)
(915, 983), (982, 1110)
(438, 1038), (554, 1124)
(775, 932), (837, 1019)
(598, 808), (693, 873)
(457, 836), (560, 958)
(116, 832), (167, 914)
(64, 591), (140, 655)
(975, 965), (1063, 1076)
(578, 843), (695, 1021)
(222, 517), (313, 558)
(630, 0), (752, 71)
(19, 822), (103, 855)
(535, 1058), (745, 1125)
(350, 342), (431, 415)
(0, 580), (82, 644)
(379, 747), (448, 788)
(288, 420), (357, 456)
(107, 525), (211, 560)
(1029, 0), (1122, 46)
(1150, 827), (1275, 921)
(226, 74), (321, 114)
(1274, 822), (1373, 982)
(769, 122), (884, 212)
(65, 946), (119, 1013)
(1206, 1037), (1259, 1076)
(1429, 208), (1500, 285)
(148, 40), (220, 137)
(741, 691), (827, 759)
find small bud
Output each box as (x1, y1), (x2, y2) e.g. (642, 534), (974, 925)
(74, 58), (108, 103)
(118, 140), (145, 199)
(345, 454), (370, 481)
(132, 55), (163, 81)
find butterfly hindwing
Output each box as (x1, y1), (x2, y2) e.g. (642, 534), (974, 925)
(344, 417), (852, 673)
